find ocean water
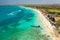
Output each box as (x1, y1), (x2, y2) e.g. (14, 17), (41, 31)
(0, 6), (50, 40)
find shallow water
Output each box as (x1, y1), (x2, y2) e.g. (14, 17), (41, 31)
(0, 6), (50, 40)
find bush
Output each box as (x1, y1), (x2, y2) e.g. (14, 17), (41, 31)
(56, 20), (60, 26)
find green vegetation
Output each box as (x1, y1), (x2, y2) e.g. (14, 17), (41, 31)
(22, 5), (60, 15)
(56, 20), (60, 27)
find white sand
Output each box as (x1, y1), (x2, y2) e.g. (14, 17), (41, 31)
(33, 9), (60, 40)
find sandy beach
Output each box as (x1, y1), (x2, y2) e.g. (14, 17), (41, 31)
(30, 8), (60, 40)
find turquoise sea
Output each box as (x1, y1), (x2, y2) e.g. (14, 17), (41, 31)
(0, 6), (49, 40)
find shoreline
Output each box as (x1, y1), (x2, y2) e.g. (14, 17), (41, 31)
(25, 7), (59, 40)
